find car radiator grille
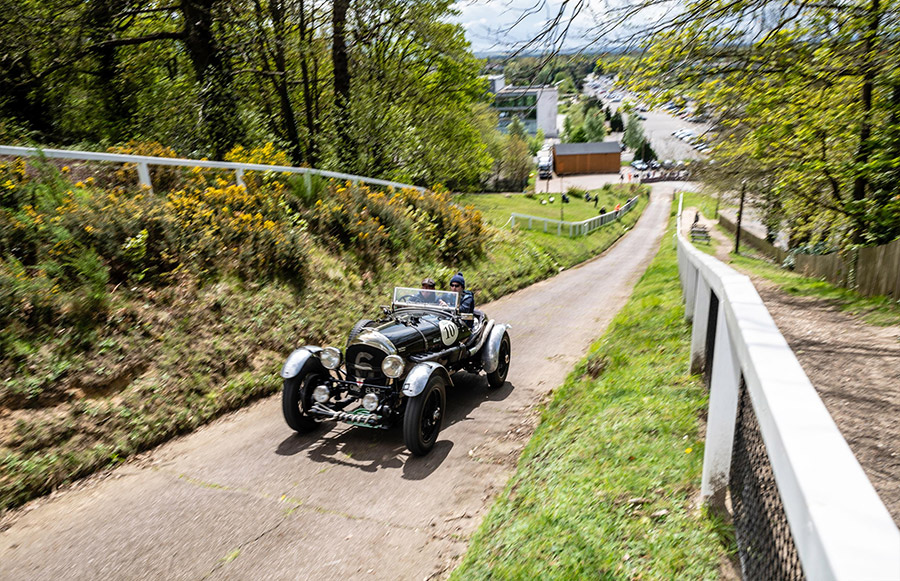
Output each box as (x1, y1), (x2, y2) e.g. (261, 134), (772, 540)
(345, 344), (388, 382)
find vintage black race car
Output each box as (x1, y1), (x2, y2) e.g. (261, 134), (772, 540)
(280, 286), (511, 455)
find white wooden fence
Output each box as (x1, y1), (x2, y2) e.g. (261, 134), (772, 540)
(0, 145), (425, 194)
(510, 195), (639, 237)
(677, 202), (899, 579)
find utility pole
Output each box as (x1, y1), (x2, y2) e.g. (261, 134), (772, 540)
(735, 181), (746, 255)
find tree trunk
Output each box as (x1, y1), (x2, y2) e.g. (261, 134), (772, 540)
(332, 0), (352, 168)
(181, 0), (241, 158)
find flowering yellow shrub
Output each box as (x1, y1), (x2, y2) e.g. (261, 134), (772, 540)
(107, 141), (182, 193)
(166, 183), (307, 280)
(224, 143), (294, 193)
(0, 158), (28, 207)
(308, 182), (486, 265)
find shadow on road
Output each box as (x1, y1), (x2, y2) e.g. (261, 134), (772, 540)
(273, 373), (515, 478)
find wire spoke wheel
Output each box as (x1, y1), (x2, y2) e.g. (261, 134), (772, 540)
(403, 375), (446, 456)
(487, 332), (511, 389)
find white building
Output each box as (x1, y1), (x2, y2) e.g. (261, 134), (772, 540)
(486, 75), (558, 138)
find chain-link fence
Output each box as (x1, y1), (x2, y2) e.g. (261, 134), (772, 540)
(730, 379), (806, 581)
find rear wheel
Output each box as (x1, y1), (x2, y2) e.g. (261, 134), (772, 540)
(486, 332), (511, 389)
(403, 375), (446, 456)
(282, 373), (321, 432)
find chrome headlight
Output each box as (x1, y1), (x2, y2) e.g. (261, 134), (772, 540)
(362, 392), (379, 411)
(381, 354), (405, 378)
(312, 385), (330, 403)
(319, 346), (342, 370)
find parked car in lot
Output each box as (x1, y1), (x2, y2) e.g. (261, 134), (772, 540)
(537, 156), (553, 179)
(280, 287), (512, 455)
(631, 160), (649, 171)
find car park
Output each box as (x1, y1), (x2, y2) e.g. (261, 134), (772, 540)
(280, 286), (512, 455)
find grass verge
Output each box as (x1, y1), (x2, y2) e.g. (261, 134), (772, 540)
(694, 205), (900, 327)
(451, 207), (730, 580)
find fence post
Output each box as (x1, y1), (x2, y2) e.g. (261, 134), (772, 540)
(235, 168), (245, 188)
(136, 162), (153, 193)
(682, 256), (699, 322)
(701, 300), (741, 511)
(689, 277), (712, 374)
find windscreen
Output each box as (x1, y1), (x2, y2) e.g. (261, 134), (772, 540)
(392, 286), (458, 309)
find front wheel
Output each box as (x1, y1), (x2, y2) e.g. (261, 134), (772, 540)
(403, 375), (446, 456)
(282, 373), (321, 432)
(486, 332), (511, 389)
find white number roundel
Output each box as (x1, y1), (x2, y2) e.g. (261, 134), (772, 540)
(438, 320), (459, 346)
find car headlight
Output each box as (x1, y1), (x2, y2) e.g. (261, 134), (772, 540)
(312, 385), (330, 403)
(362, 392), (379, 411)
(319, 346), (342, 370)
(381, 354), (405, 378)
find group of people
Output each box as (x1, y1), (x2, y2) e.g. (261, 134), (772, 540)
(416, 272), (474, 315)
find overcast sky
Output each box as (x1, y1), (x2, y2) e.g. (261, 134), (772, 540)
(449, 0), (678, 55)
(449, 0), (596, 54)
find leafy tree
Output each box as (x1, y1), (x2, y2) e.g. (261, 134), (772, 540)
(507, 116), (528, 141)
(609, 111), (624, 133)
(528, 129), (546, 156)
(501, 134), (532, 190)
(0, 0), (495, 190)
(583, 112), (607, 142)
(623, 114), (645, 151)
(618, 0), (900, 247)
(567, 126), (588, 143)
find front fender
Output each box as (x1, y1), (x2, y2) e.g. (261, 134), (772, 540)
(481, 324), (511, 374)
(402, 362), (452, 397)
(280, 346), (323, 379)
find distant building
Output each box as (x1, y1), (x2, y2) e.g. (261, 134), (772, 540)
(553, 142), (622, 175)
(485, 75), (558, 138)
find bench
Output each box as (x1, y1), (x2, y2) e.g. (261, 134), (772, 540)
(690, 224), (711, 244)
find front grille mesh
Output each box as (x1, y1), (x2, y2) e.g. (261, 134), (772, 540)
(345, 344), (387, 382)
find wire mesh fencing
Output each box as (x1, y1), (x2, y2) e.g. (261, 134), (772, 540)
(730, 380), (806, 581)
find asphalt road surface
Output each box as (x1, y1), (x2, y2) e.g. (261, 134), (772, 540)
(0, 184), (678, 581)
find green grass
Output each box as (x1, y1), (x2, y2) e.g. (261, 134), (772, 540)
(460, 185), (639, 227)
(677, 190), (720, 223)
(462, 192), (650, 304)
(686, 207), (900, 328)
(451, 207), (728, 580)
(727, 250), (900, 327)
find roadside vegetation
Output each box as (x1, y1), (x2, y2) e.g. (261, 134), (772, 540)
(614, 0), (900, 252)
(452, 205), (730, 580)
(686, 191), (900, 327)
(461, 183), (644, 225)
(0, 150), (646, 511)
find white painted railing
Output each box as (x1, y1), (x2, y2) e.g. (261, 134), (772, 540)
(677, 218), (899, 580)
(510, 195), (638, 237)
(0, 145), (426, 194)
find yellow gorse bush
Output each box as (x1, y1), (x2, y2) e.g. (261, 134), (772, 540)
(309, 181), (486, 265)
(165, 182), (306, 280)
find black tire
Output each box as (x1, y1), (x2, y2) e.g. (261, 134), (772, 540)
(347, 318), (374, 348)
(403, 375), (446, 456)
(282, 373), (320, 432)
(486, 332), (511, 389)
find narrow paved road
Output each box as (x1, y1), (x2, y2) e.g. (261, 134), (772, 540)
(0, 185), (678, 581)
